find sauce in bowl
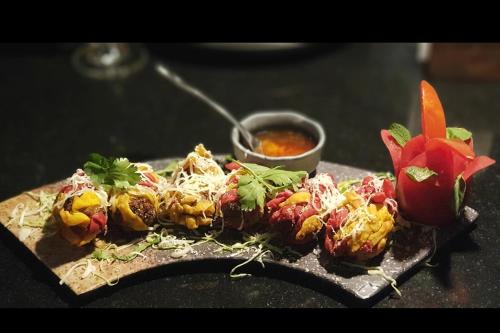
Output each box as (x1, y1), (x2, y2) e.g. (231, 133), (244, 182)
(254, 128), (317, 157)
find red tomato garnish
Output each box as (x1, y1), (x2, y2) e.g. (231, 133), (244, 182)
(381, 81), (495, 225)
(138, 181), (153, 188)
(382, 179), (396, 199)
(371, 192), (386, 203)
(381, 129), (402, 176)
(144, 172), (158, 183)
(397, 145), (456, 225)
(88, 212), (107, 234)
(426, 137), (475, 160)
(463, 156), (496, 181)
(398, 135), (426, 177)
(60, 185), (73, 193)
(420, 80), (447, 139)
(224, 161), (241, 171)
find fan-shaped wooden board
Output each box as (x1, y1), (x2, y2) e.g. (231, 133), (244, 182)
(0, 158), (478, 300)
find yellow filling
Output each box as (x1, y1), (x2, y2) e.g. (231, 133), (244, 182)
(114, 193), (150, 231)
(59, 210), (90, 226)
(166, 195), (215, 230)
(279, 192), (311, 207)
(296, 215), (322, 241)
(57, 191), (103, 247)
(343, 191), (363, 209)
(72, 191), (101, 211)
(333, 200), (395, 260)
(59, 191), (101, 227)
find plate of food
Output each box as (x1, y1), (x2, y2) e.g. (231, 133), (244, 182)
(0, 81), (495, 302)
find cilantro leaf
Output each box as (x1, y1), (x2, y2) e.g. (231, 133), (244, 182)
(261, 168), (307, 190)
(239, 162), (272, 174)
(84, 153), (140, 191)
(113, 179), (132, 189)
(237, 175), (267, 211)
(446, 127), (472, 141)
(85, 153), (111, 173)
(235, 162), (308, 211)
(388, 123), (412, 147)
(405, 166), (437, 182)
(113, 158), (132, 170)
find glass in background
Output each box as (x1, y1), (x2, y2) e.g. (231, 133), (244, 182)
(72, 43), (149, 79)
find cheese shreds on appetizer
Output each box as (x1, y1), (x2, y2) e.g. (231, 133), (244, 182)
(48, 146), (399, 265)
(160, 144), (228, 229)
(265, 173), (347, 245)
(219, 163), (265, 231)
(304, 173), (345, 218)
(220, 160), (309, 234)
(80, 153), (162, 232)
(52, 169), (109, 246)
(324, 175), (397, 261)
(266, 189), (322, 245)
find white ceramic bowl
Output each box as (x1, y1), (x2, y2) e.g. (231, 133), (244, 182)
(231, 111), (325, 173)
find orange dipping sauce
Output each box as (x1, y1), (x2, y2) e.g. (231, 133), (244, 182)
(254, 129), (317, 157)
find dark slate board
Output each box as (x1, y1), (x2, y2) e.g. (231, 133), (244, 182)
(0, 157), (477, 301)
(145, 158), (478, 301)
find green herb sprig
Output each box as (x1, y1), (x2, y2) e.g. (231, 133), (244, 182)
(388, 123), (412, 147)
(446, 127), (472, 141)
(83, 153), (141, 191)
(405, 166), (437, 182)
(233, 161), (308, 211)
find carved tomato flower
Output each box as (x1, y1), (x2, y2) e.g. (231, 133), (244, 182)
(381, 81), (495, 225)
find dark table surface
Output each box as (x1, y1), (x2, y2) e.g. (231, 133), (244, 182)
(0, 43), (499, 308)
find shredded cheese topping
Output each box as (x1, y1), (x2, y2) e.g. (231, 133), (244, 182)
(54, 169), (109, 210)
(338, 202), (374, 241)
(305, 173), (345, 218)
(367, 176), (384, 193)
(334, 174), (396, 241)
(163, 145), (228, 211)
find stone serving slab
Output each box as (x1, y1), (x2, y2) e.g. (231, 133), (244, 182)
(0, 158), (477, 301)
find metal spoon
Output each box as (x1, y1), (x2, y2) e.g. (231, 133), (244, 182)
(155, 63), (259, 151)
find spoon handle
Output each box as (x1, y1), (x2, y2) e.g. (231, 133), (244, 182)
(155, 63), (255, 150)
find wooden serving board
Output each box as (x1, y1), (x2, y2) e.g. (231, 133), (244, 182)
(0, 159), (478, 301)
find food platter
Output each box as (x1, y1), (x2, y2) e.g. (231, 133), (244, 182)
(0, 157), (478, 301)
(0, 80), (494, 306)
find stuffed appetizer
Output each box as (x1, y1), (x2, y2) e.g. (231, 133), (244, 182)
(323, 175), (397, 261)
(109, 163), (162, 231)
(160, 144), (226, 229)
(52, 169), (109, 246)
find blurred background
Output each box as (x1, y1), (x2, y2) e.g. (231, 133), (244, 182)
(1, 42), (498, 202)
(0, 43), (499, 307)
